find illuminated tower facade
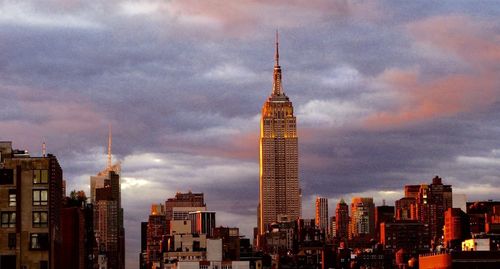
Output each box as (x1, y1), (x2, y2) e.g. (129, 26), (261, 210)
(315, 196), (329, 234)
(258, 33), (299, 235)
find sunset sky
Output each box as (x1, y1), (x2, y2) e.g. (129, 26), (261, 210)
(1, 1), (500, 268)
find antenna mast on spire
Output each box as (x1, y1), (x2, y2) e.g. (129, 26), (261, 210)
(275, 30), (279, 66)
(107, 124), (112, 170)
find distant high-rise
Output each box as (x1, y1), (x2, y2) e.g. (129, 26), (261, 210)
(350, 197), (375, 239)
(258, 32), (300, 235)
(335, 199), (349, 240)
(315, 197), (329, 234)
(411, 176), (452, 241)
(90, 129), (125, 269)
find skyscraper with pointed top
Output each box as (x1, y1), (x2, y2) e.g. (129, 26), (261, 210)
(90, 126), (125, 269)
(258, 32), (300, 236)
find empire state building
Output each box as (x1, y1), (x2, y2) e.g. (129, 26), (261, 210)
(258, 33), (300, 235)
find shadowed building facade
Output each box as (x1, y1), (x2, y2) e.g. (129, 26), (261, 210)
(0, 141), (63, 269)
(258, 33), (300, 236)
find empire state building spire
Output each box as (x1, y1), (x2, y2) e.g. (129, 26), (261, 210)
(272, 30), (283, 96)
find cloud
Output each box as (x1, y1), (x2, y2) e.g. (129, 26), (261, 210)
(0, 1), (103, 29)
(364, 15), (500, 129)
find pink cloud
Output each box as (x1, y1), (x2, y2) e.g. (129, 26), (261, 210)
(364, 15), (500, 129)
(0, 85), (106, 152)
(166, 0), (380, 36)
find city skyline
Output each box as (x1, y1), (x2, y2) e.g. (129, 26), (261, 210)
(1, 1), (500, 268)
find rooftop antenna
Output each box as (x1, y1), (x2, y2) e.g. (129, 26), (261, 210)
(275, 29), (279, 66)
(107, 124), (112, 169)
(42, 141), (46, 157)
(383, 199), (386, 206)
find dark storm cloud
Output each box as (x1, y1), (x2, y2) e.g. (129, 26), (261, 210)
(1, 1), (500, 268)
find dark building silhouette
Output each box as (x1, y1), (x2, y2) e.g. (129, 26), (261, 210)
(335, 199), (349, 241)
(444, 208), (470, 249)
(467, 200), (500, 234)
(380, 220), (430, 252)
(213, 227), (240, 260)
(375, 205), (394, 239)
(60, 197), (95, 269)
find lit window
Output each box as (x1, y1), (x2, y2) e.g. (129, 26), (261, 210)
(33, 170), (48, 184)
(30, 233), (49, 250)
(9, 189), (16, 207)
(33, 212), (48, 228)
(33, 190), (48, 206)
(1, 212), (16, 228)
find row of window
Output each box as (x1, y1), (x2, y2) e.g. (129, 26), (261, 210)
(0, 211), (48, 228)
(6, 233), (50, 251)
(4, 189), (48, 208)
(0, 169), (49, 185)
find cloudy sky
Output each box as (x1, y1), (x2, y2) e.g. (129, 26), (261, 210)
(1, 0), (500, 267)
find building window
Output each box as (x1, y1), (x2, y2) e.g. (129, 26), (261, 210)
(30, 233), (49, 250)
(8, 233), (16, 249)
(8, 189), (16, 207)
(1, 212), (16, 228)
(33, 170), (48, 184)
(0, 169), (14, 185)
(33, 190), (48, 206)
(33, 212), (48, 228)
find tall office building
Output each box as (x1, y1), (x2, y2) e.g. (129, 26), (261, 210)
(258, 33), (300, 235)
(90, 130), (125, 269)
(0, 141), (63, 269)
(350, 197), (375, 239)
(315, 197), (329, 234)
(335, 199), (349, 240)
(413, 176), (452, 241)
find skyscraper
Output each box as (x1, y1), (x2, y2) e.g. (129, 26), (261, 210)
(350, 197), (375, 239)
(315, 196), (329, 234)
(408, 176), (452, 242)
(90, 128), (125, 269)
(258, 33), (300, 235)
(335, 199), (349, 240)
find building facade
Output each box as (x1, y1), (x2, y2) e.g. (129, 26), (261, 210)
(350, 197), (375, 239)
(315, 197), (328, 235)
(189, 211), (216, 237)
(0, 141), (63, 269)
(335, 199), (349, 240)
(258, 33), (300, 236)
